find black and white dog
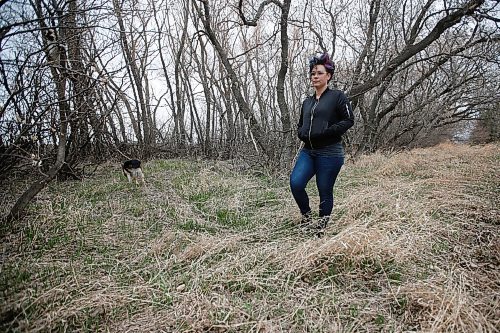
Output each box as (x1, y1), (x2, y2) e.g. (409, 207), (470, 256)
(122, 159), (145, 185)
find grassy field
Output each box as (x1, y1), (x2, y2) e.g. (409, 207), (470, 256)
(1, 143), (498, 332)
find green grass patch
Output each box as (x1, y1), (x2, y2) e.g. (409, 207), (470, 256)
(177, 219), (217, 234)
(215, 208), (251, 229)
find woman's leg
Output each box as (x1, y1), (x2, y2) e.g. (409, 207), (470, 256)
(315, 155), (344, 217)
(290, 150), (315, 215)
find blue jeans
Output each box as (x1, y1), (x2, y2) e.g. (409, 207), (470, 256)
(290, 149), (344, 217)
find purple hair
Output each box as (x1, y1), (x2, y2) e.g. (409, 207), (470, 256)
(308, 53), (335, 74)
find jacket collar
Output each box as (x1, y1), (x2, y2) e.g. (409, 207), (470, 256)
(311, 87), (330, 100)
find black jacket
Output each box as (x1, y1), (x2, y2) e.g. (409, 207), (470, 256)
(297, 88), (354, 149)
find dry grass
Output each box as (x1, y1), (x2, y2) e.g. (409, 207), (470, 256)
(1, 143), (498, 332)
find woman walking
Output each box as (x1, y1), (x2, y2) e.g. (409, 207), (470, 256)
(290, 53), (354, 236)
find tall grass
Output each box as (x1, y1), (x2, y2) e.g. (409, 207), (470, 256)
(1, 143), (498, 332)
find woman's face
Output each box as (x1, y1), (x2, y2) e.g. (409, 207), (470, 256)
(310, 64), (331, 90)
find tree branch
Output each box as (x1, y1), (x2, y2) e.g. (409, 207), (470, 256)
(350, 0), (486, 102)
(238, 0), (283, 26)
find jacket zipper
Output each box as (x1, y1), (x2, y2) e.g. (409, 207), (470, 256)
(308, 99), (319, 149)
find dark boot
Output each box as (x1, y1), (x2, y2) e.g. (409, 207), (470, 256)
(315, 215), (330, 237)
(299, 211), (313, 228)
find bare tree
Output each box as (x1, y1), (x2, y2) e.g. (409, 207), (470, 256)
(5, 0), (77, 220)
(192, 0), (271, 158)
(335, 0), (497, 153)
(113, 0), (157, 155)
(237, 0), (293, 162)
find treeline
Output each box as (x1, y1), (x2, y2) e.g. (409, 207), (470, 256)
(0, 0), (499, 217)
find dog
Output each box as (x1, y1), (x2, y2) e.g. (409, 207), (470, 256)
(122, 159), (145, 185)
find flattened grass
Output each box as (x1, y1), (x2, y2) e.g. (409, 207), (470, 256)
(1, 143), (498, 332)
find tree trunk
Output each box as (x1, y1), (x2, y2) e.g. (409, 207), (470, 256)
(276, 0), (292, 160)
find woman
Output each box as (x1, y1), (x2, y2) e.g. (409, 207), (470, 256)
(290, 53), (354, 236)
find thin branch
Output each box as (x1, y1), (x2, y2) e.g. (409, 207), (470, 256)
(238, 0), (283, 26)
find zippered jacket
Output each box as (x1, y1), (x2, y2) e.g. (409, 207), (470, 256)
(297, 88), (354, 149)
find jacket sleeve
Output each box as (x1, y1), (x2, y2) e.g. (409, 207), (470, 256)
(297, 103), (306, 140)
(324, 93), (354, 136)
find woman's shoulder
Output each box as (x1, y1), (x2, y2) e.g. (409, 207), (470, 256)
(302, 93), (316, 103)
(327, 87), (347, 96)
(325, 88), (349, 101)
